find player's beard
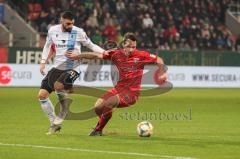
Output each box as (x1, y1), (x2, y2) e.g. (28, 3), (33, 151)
(62, 25), (72, 32)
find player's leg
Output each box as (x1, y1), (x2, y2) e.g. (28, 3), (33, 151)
(38, 89), (61, 135)
(38, 89), (56, 126)
(53, 70), (79, 125)
(89, 94), (120, 136)
(38, 71), (57, 127)
(39, 68), (63, 135)
(53, 81), (71, 125)
(90, 90), (139, 136)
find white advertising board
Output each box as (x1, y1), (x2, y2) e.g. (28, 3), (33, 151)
(0, 64), (240, 88)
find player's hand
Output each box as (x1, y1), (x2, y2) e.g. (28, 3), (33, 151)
(154, 68), (167, 85)
(102, 50), (112, 56)
(40, 63), (46, 75)
(158, 71), (167, 84)
(65, 51), (79, 60)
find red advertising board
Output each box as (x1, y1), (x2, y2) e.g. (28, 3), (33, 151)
(0, 48), (7, 63)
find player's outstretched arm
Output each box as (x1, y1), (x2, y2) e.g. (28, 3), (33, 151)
(65, 51), (104, 60)
(156, 56), (167, 84)
(156, 56), (165, 70)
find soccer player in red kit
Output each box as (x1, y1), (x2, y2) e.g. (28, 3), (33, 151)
(65, 32), (167, 136)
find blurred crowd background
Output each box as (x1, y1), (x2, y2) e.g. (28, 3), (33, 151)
(5, 0), (240, 51)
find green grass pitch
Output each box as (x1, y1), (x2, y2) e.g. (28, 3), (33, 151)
(0, 88), (240, 159)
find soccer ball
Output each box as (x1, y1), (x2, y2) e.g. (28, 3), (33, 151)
(137, 121), (153, 137)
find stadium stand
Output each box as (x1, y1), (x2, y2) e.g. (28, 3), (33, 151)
(6, 0), (240, 51)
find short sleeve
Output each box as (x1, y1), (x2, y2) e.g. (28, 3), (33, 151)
(142, 51), (157, 64)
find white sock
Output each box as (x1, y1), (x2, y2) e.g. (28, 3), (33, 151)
(39, 98), (56, 126)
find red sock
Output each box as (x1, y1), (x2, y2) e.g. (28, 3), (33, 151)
(95, 107), (113, 131)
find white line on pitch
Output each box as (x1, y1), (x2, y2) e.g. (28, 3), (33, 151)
(0, 142), (196, 159)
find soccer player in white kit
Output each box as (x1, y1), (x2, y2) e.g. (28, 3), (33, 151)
(38, 11), (105, 135)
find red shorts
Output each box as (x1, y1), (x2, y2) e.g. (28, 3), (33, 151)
(101, 88), (139, 107)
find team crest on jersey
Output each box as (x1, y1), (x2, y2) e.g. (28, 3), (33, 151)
(133, 58), (140, 63)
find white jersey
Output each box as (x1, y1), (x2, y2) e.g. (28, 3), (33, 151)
(42, 24), (104, 70)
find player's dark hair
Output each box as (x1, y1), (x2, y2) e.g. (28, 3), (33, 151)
(123, 32), (137, 43)
(61, 11), (74, 20)
(120, 32), (137, 48)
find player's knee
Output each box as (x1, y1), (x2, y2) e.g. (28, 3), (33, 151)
(38, 92), (48, 100)
(95, 104), (113, 117)
(54, 81), (64, 91)
(104, 96), (119, 108)
(94, 98), (104, 107)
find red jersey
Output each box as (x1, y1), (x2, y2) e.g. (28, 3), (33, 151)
(103, 49), (157, 94)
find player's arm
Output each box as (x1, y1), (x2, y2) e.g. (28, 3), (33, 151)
(65, 51), (104, 60)
(144, 52), (167, 84)
(155, 56), (167, 84)
(156, 56), (165, 71)
(40, 30), (53, 75)
(47, 44), (56, 60)
(85, 41), (105, 54)
(79, 30), (105, 54)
